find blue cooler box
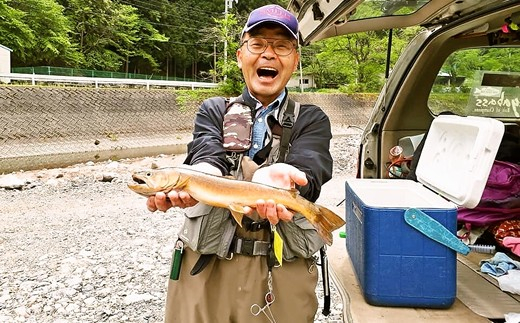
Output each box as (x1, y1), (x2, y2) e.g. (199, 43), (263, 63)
(346, 179), (457, 308)
(345, 115), (505, 308)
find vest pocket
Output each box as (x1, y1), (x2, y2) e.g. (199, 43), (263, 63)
(277, 214), (325, 261)
(178, 203), (236, 257)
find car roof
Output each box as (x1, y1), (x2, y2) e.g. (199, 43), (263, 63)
(288, 0), (511, 45)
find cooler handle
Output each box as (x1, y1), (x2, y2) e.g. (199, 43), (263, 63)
(404, 208), (470, 255)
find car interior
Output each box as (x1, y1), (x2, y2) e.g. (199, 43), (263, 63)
(289, 1), (520, 321)
(366, 5), (520, 180)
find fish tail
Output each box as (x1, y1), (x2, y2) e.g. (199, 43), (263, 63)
(313, 204), (346, 246)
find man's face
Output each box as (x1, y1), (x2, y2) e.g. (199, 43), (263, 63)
(237, 25), (299, 106)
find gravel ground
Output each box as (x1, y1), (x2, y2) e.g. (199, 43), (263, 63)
(0, 132), (361, 323)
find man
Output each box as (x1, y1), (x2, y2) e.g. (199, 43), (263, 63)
(147, 4), (333, 322)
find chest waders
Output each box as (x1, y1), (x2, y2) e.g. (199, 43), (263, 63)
(188, 95), (331, 316)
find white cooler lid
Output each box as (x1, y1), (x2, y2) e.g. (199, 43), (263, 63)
(415, 115), (504, 208)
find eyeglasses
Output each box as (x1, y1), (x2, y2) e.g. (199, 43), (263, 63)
(241, 37), (297, 56)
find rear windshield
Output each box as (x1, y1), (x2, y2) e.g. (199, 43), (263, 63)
(428, 48), (520, 119)
(349, 0), (429, 20)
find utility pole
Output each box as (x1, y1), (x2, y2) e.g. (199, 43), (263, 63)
(299, 46), (304, 93)
(213, 42), (217, 83)
(224, 0), (228, 70)
(224, 0), (238, 80)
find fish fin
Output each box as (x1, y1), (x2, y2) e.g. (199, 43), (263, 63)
(288, 188), (300, 198)
(177, 176), (190, 188)
(311, 204), (346, 246)
(229, 203), (246, 227)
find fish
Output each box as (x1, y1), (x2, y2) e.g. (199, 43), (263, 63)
(128, 166), (345, 245)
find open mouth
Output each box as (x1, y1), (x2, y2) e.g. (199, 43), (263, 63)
(131, 174), (146, 184)
(257, 67), (278, 79)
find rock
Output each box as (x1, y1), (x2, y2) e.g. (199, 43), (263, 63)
(123, 293), (156, 305)
(0, 137), (357, 322)
(0, 174), (25, 189)
(98, 173), (118, 182)
(14, 306), (28, 317)
(106, 161), (120, 169)
(84, 297), (96, 306)
(45, 178), (61, 186)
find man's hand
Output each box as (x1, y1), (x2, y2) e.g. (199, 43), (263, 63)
(146, 190), (198, 212)
(145, 163), (222, 213)
(249, 163), (308, 225)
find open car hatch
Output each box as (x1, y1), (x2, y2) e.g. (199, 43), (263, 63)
(287, 0), (511, 45)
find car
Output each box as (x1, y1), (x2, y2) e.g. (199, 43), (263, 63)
(289, 0), (520, 322)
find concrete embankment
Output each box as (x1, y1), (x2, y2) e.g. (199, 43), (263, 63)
(0, 86), (375, 173)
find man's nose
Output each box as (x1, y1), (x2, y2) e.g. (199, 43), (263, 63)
(262, 43), (277, 57)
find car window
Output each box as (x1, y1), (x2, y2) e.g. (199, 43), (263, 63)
(350, 0), (430, 20)
(428, 47), (520, 118)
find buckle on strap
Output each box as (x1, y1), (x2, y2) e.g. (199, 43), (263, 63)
(242, 217), (270, 232)
(281, 114), (294, 128)
(230, 237), (270, 256)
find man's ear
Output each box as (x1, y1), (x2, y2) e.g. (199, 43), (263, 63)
(236, 47), (243, 69)
(293, 52), (300, 72)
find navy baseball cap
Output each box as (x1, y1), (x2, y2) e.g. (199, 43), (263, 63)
(241, 5), (299, 40)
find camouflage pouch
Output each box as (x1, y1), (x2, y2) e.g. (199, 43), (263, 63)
(222, 100), (253, 152)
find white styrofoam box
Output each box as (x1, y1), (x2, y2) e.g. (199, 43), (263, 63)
(346, 178), (454, 208)
(416, 115), (505, 208)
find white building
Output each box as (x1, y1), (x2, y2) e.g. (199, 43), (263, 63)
(288, 73), (316, 90)
(0, 44), (13, 83)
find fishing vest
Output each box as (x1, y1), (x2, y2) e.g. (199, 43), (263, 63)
(177, 94), (326, 261)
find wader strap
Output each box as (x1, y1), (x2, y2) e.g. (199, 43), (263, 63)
(277, 99), (296, 163)
(190, 217), (270, 275)
(229, 237), (270, 256)
(253, 98), (297, 165)
(275, 97), (331, 315)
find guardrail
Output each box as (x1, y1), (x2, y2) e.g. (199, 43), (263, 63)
(0, 72), (218, 90)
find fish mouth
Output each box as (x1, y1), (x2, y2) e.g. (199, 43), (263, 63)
(127, 173), (154, 196)
(131, 174), (147, 185)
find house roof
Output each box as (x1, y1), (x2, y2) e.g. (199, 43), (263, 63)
(0, 44), (13, 52)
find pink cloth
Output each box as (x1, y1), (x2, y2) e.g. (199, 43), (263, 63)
(503, 236), (520, 256)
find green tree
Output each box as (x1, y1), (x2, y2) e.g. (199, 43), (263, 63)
(442, 48), (520, 89)
(60, 0), (166, 71)
(1, 0), (437, 93)
(303, 26), (418, 92)
(3, 0), (81, 66)
(0, 0), (35, 62)
(115, 3), (168, 74)
(121, 0), (213, 79)
(442, 49), (481, 87)
(209, 13), (243, 94)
